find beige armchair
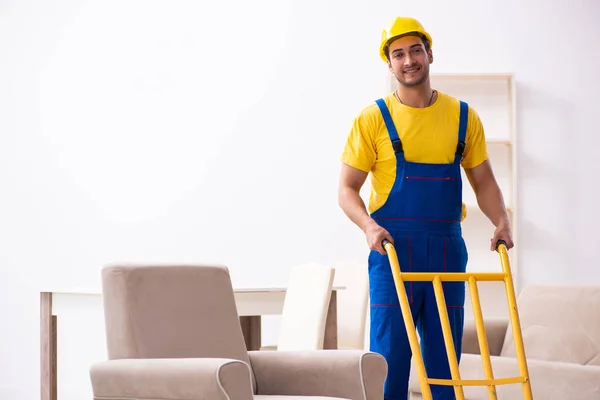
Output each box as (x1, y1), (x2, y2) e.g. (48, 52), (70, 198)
(89, 264), (387, 400)
(409, 285), (600, 399)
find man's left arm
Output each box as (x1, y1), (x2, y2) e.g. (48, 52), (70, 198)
(461, 105), (513, 251)
(464, 161), (513, 250)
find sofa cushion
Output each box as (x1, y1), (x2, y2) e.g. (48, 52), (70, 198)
(500, 285), (600, 365)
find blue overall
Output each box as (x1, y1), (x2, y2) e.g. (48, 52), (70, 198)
(368, 98), (469, 400)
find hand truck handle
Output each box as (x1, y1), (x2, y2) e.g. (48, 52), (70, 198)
(495, 239), (508, 252)
(386, 238), (507, 252)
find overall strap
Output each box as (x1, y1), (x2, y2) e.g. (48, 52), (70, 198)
(375, 98), (404, 155)
(454, 100), (469, 164)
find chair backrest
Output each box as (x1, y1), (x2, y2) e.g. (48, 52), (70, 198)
(101, 264), (253, 369)
(501, 285), (600, 366)
(332, 261), (369, 349)
(277, 263), (335, 350)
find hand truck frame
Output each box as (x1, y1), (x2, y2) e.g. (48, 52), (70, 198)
(381, 238), (533, 400)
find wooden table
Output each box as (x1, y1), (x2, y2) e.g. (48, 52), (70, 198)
(40, 286), (341, 400)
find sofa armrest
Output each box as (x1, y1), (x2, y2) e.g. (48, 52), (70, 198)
(90, 358), (253, 400)
(462, 318), (508, 356)
(248, 350), (387, 400)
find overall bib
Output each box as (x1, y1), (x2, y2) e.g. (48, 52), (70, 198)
(368, 98), (469, 400)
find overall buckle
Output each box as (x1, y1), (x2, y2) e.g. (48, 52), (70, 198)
(392, 139), (403, 153)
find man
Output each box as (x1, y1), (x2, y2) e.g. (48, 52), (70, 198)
(337, 16), (513, 400)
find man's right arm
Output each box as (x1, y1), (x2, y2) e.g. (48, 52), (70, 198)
(338, 163), (392, 255)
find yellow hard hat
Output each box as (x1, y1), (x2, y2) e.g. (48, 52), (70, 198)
(379, 17), (433, 62)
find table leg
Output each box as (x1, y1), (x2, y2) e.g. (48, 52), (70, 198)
(41, 292), (57, 400)
(239, 315), (261, 350)
(323, 290), (338, 349)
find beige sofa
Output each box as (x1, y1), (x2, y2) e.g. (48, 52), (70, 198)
(409, 285), (600, 399)
(89, 264), (388, 400)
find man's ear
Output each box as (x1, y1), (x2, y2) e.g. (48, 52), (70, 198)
(428, 50), (434, 64)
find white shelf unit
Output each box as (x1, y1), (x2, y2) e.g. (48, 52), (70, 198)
(389, 73), (518, 284)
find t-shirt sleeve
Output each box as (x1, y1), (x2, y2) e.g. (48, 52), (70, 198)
(340, 112), (377, 173)
(461, 105), (489, 169)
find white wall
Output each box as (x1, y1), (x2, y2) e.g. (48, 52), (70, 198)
(1, 0), (599, 398)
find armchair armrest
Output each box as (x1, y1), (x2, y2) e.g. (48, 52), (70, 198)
(462, 318), (509, 356)
(248, 350), (387, 400)
(90, 358), (253, 400)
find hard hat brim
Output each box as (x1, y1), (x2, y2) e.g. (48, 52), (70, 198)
(380, 31), (433, 62)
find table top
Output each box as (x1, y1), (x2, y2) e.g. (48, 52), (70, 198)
(43, 285), (345, 295)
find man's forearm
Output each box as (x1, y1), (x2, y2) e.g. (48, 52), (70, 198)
(338, 187), (377, 233)
(475, 179), (510, 228)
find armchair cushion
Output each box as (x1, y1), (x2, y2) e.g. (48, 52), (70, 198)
(248, 350), (387, 400)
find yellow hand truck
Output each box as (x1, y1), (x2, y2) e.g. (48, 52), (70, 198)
(381, 238), (533, 400)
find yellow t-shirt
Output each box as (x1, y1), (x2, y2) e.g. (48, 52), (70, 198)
(341, 91), (488, 219)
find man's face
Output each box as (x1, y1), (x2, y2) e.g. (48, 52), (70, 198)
(387, 35), (432, 88)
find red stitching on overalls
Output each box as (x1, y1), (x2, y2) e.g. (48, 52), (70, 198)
(408, 235), (413, 304)
(377, 217), (460, 223)
(444, 237), (447, 272)
(405, 176), (455, 180)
